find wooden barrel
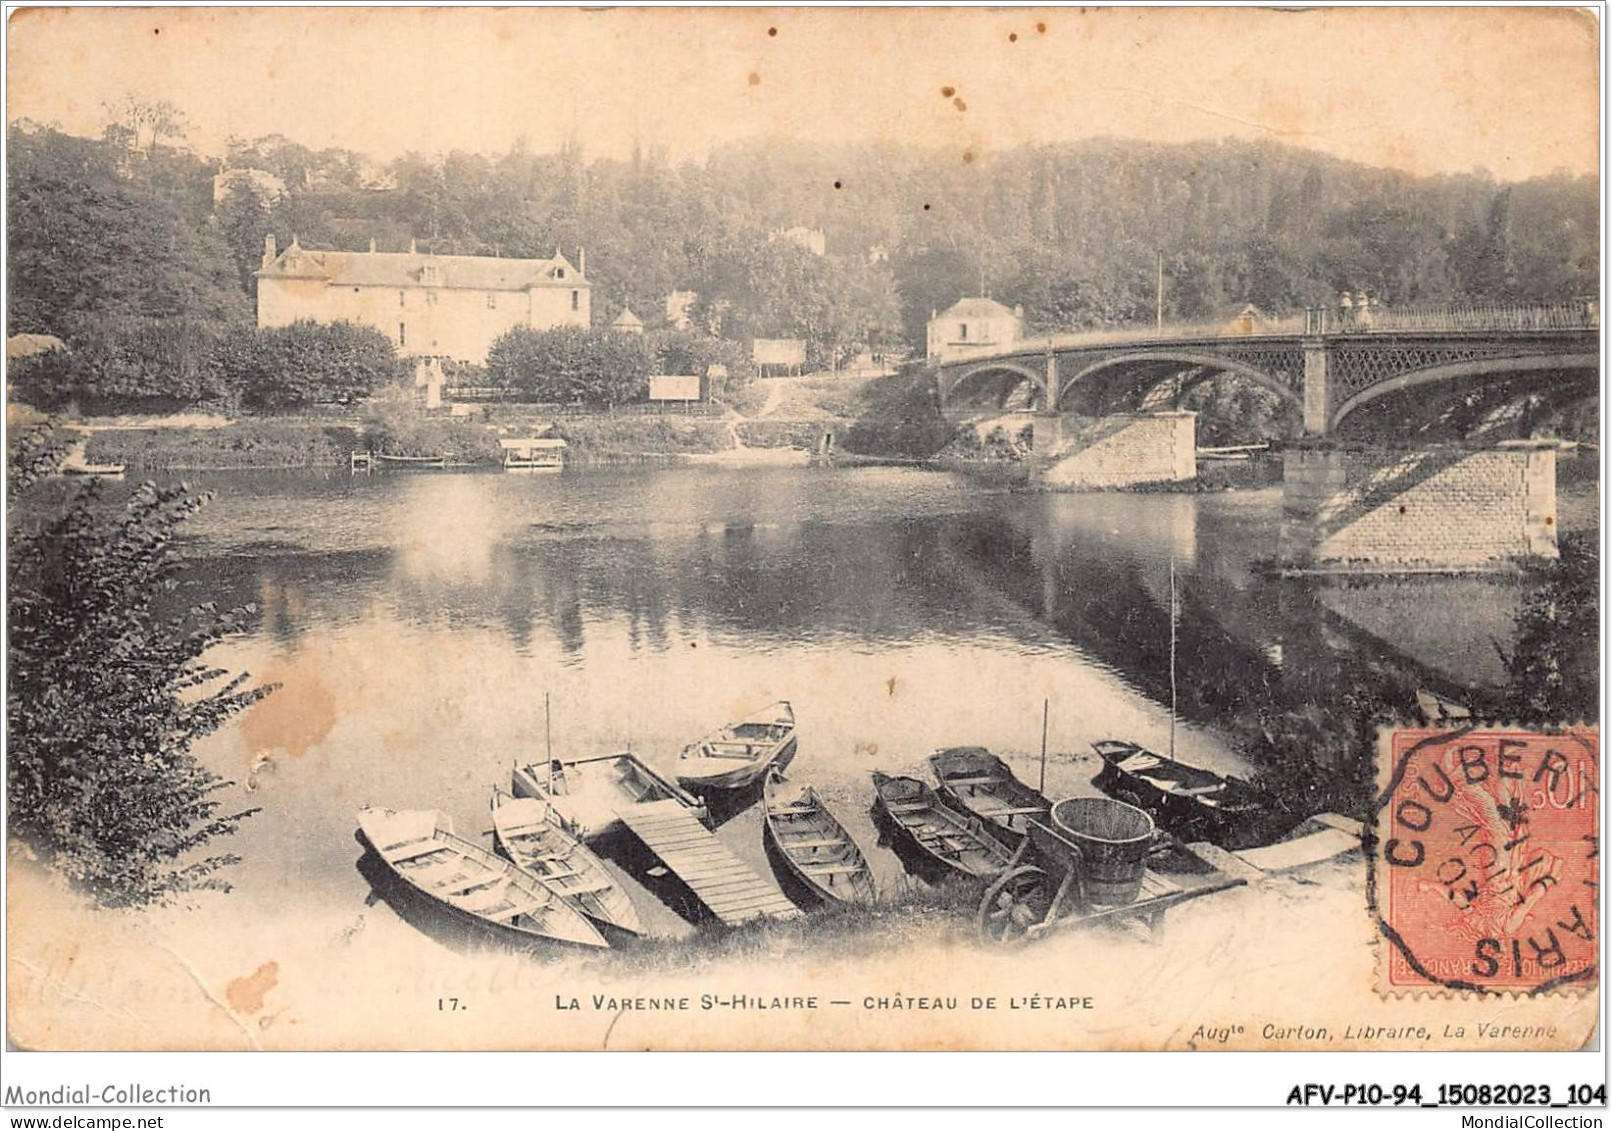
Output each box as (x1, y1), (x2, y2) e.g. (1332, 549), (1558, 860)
(1051, 797), (1155, 906)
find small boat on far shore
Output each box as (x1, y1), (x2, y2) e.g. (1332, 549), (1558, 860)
(675, 701), (798, 793)
(374, 452), (447, 469)
(870, 771), (1013, 882)
(356, 806), (608, 949)
(929, 747), (1050, 846)
(763, 771), (876, 905)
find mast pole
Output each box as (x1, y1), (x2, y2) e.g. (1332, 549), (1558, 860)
(1040, 698), (1050, 795)
(1156, 249), (1164, 329)
(1169, 560), (1178, 762)
(545, 691), (554, 795)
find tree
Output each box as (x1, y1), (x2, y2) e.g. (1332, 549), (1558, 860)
(1503, 533), (1599, 723)
(8, 124), (247, 340)
(210, 321), (408, 410)
(216, 179), (272, 298)
(485, 326), (655, 406)
(42, 315), (232, 411)
(102, 95), (189, 159)
(8, 430), (271, 906)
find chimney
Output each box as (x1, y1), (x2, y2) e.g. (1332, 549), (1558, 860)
(369, 238), (377, 253)
(408, 238), (417, 254)
(578, 247), (586, 276)
(262, 234), (277, 268)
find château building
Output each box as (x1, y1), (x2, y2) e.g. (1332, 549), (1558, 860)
(256, 236), (593, 364)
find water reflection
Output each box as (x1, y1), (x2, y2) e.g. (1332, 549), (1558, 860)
(141, 465), (1576, 928)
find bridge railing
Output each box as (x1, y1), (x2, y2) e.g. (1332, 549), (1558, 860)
(1311, 298), (1600, 335)
(939, 299), (1599, 363)
(1025, 314), (1310, 353)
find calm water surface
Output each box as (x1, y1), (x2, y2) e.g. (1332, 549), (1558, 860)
(134, 464), (1541, 940)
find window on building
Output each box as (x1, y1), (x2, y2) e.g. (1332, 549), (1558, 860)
(487, 293), (497, 309)
(959, 323), (968, 340)
(571, 290), (580, 311)
(399, 290), (406, 307)
(399, 323), (407, 347)
(556, 267), (566, 280)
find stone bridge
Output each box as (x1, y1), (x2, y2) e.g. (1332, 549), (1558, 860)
(934, 300), (1599, 436)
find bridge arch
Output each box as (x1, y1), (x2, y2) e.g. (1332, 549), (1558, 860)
(1057, 351), (1301, 411)
(942, 359), (1048, 410)
(1330, 353), (1599, 433)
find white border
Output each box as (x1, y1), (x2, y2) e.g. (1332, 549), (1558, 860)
(1, 0), (1607, 1113)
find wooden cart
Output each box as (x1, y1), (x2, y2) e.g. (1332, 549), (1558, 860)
(976, 815), (1246, 946)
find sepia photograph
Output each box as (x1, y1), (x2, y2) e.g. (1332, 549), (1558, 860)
(2, 1), (1602, 1084)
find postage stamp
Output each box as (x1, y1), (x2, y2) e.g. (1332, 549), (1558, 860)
(1370, 725), (1599, 996)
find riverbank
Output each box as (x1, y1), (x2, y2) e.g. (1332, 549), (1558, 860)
(74, 411), (843, 470)
(65, 368), (954, 470)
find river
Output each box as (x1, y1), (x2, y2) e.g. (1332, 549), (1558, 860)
(91, 461), (1550, 942)
(13, 460), (1599, 1050)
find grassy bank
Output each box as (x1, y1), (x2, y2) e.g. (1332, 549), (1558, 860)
(554, 417), (736, 459)
(83, 421), (361, 470)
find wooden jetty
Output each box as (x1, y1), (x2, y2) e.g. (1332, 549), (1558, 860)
(616, 799), (802, 926)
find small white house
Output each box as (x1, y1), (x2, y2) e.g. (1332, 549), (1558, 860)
(926, 297), (1024, 360)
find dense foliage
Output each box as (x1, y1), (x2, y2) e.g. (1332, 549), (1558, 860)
(1504, 533), (1600, 723)
(209, 320), (407, 410)
(10, 317), (406, 414)
(7, 427), (271, 905)
(485, 326), (656, 406)
(7, 120), (1599, 411)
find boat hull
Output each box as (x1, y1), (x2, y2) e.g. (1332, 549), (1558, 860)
(870, 772), (1012, 883)
(678, 734), (798, 792)
(929, 747), (1050, 847)
(762, 774), (876, 905)
(676, 703), (798, 793)
(490, 793), (643, 937)
(355, 808), (607, 950)
(1091, 742), (1286, 849)
(512, 753), (708, 842)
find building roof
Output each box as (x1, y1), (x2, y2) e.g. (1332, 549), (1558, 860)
(610, 307), (643, 328)
(935, 297), (1019, 321)
(259, 241), (586, 291)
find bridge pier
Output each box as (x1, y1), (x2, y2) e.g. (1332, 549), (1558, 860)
(1278, 441), (1558, 572)
(1301, 339), (1331, 435)
(1030, 411), (1197, 490)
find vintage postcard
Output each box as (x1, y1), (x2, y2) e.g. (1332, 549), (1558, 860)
(3, 5), (1601, 1057)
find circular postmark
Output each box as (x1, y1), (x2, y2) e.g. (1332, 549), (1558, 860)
(1368, 726), (1599, 995)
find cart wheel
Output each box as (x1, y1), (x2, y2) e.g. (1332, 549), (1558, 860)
(977, 865), (1051, 947)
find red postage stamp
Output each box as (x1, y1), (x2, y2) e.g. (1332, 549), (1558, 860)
(1371, 725), (1599, 995)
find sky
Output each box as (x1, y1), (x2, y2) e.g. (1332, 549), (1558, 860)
(6, 6), (1601, 181)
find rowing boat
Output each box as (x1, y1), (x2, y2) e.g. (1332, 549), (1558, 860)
(489, 788), (643, 936)
(928, 746), (1050, 845)
(511, 751), (709, 842)
(676, 701), (798, 792)
(355, 806), (608, 949)
(869, 771), (1013, 881)
(1090, 739), (1291, 849)
(374, 452), (447, 469)
(762, 771), (876, 905)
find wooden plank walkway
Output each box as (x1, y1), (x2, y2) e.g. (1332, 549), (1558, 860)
(618, 800), (802, 925)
